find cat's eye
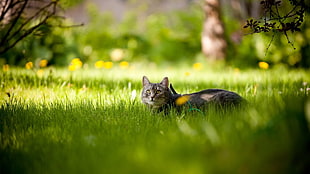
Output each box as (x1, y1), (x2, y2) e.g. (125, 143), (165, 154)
(146, 90), (151, 94)
(156, 90), (161, 94)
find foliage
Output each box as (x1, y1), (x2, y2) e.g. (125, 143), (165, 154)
(1, 67), (310, 174)
(243, 0), (308, 50)
(225, 7), (310, 69)
(1, 0), (309, 69)
(1, 22), (80, 66)
(75, 3), (203, 64)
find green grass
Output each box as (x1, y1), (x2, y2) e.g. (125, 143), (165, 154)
(1, 65), (310, 174)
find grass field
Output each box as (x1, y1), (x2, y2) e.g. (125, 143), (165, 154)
(1, 65), (310, 174)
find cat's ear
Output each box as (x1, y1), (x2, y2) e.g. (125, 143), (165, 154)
(142, 76), (150, 86)
(160, 77), (169, 88)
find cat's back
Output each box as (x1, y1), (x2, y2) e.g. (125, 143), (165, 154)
(188, 88), (243, 106)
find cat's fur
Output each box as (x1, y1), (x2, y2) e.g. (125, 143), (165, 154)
(141, 76), (244, 114)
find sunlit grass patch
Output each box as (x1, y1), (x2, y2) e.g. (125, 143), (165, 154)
(0, 66), (309, 174)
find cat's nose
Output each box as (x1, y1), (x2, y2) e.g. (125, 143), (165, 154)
(150, 97), (155, 101)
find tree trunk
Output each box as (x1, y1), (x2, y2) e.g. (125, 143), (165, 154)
(201, 0), (227, 60)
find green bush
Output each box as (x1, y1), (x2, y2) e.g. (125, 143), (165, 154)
(74, 3), (203, 65)
(1, 21), (80, 67)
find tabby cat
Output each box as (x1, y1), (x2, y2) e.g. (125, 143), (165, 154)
(141, 76), (244, 114)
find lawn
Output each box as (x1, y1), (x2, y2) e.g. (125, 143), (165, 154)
(1, 64), (310, 174)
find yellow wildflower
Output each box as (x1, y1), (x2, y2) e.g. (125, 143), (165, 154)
(184, 72), (191, 76)
(234, 68), (240, 76)
(258, 62), (269, 69)
(71, 58), (83, 69)
(193, 62), (203, 71)
(68, 58), (83, 71)
(119, 61), (129, 69)
(39, 59), (48, 68)
(37, 69), (44, 77)
(234, 68), (240, 73)
(103, 61), (113, 69)
(95, 60), (105, 69)
(3, 64), (9, 72)
(25, 62), (33, 69)
(175, 95), (190, 106)
(68, 64), (76, 71)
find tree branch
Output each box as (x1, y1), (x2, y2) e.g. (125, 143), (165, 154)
(0, 0), (65, 55)
(0, 0), (28, 47)
(7, 1), (56, 43)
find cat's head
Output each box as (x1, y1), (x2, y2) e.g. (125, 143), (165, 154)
(141, 76), (172, 109)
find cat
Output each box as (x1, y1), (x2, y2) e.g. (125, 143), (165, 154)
(141, 76), (244, 114)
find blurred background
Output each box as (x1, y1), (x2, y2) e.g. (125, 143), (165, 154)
(1, 0), (309, 69)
